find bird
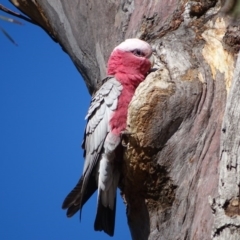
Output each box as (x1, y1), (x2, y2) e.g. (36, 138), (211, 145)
(62, 38), (153, 236)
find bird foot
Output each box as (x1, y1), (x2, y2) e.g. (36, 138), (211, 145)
(121, 131), (132, 147)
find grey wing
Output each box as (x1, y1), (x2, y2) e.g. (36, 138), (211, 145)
(62, 77), (122, 219)
(81, 77), (123, 198)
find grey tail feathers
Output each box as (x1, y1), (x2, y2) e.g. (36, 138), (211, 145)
(62, 174), (97, 217)
(94, 191), (116, 237)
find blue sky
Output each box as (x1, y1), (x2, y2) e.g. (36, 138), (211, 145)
(0, 1), (130, 239)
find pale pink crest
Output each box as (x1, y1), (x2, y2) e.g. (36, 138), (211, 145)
(113, 38), (152, 58)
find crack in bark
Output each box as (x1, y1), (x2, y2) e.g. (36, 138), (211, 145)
(189, 0), (218, 18)
(213, 223), (240, 237)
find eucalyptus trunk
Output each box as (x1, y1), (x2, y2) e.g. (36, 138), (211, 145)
(9, 0), (240, 239)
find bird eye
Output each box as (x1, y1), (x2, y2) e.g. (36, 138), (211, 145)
(132, 49), (144, 57)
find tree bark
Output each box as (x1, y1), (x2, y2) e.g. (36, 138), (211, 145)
(8, 0), (240, 239)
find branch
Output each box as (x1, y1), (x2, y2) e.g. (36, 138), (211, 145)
(0, 4), (36, 25)
(0, 3), (57, 43)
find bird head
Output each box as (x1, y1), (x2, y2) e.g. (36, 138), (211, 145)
(107, 39), (153, 80)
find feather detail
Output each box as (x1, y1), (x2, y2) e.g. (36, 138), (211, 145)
(62, 77), (122, 231)
(98, 154), (114, 192)
(94, 191), (116, 237)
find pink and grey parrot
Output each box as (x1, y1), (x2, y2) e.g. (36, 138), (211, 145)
(62, 38), (153, 236)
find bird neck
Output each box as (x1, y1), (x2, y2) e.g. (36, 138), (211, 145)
(115, 72), (145, 90)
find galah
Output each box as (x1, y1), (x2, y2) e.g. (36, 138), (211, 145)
(62, 38), (153, 236)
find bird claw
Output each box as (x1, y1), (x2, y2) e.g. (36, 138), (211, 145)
(121, 131), (131, 147)
(149, 68), (158, 73)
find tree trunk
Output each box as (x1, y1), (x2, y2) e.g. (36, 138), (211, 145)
(9, 0), (240, 239)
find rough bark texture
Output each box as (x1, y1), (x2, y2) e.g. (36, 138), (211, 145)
(211, 48), (240, 240)
(9, 0), (240, 239)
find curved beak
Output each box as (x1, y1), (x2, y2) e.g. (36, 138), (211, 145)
(149, 54), (155, 68)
